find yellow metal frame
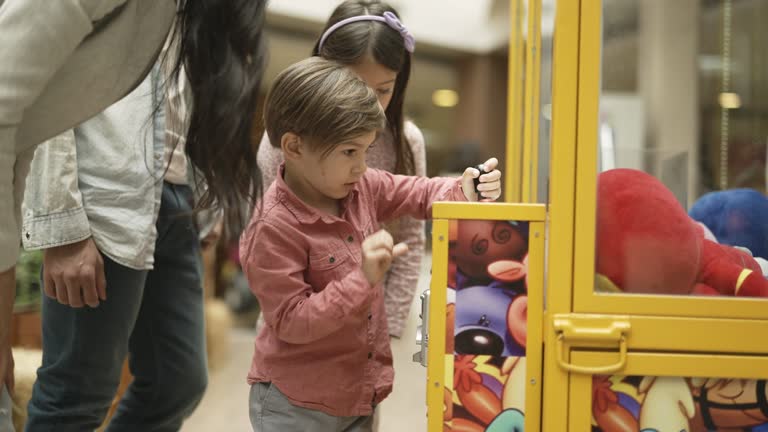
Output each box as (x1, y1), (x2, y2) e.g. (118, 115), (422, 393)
(557, 314), (768, 355)
(426, 203), (546, 431)
(567, 351), (768, 429)
(541, 1), (768, 429)
(432, 202), (546, 221)
(521, 0), (543, 203)
(526, 220), (546, 430)
(541, 0), (582, 429)
(570, 0), (600, 313)
(426, 219), (448, 432)
(576, 293), (768, 320)
(569, 0), (768, 323)
(505, 0), (525, 203)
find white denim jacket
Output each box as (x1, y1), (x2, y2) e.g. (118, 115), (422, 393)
(21, 56), (219, 271)
(21, 68), (166, 270)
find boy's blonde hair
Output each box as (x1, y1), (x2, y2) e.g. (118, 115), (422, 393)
(264, 57), (386, 156)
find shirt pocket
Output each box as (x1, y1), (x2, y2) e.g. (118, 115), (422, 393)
(307, 245), (353, 291)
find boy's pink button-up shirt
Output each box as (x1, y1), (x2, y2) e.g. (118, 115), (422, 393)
(240, 165), (466, 417)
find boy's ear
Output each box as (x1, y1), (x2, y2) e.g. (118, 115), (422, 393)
(281, 132), (303, 160)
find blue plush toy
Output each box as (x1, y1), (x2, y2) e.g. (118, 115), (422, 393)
(689, 188), (768, 260)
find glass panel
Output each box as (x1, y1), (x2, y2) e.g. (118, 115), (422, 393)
(537, 0), (556, 204)
(591, 374), (768, 431)
(443, 219), (529, 429)
(506, 0), (527, 203)
(517, 0), (555, 204)
(596, 0), (768, 297)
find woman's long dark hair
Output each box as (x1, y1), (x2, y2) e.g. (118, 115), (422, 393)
(313, 0), (415, 175)
(169, 0), (267, 227)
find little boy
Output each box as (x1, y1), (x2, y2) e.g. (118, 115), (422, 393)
(241, 57), (501, 432)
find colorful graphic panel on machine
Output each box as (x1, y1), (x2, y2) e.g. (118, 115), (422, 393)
(592, 374), (768, 431)
(443, 219), (529, 431)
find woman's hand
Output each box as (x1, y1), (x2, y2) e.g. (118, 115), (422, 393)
(43, 237), (106, 308)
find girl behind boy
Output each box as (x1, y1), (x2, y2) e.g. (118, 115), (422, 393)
(241, 57), (501, 432)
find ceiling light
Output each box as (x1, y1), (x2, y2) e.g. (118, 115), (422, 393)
(432, 89), (459, 108)
(719, 92), (741, 109)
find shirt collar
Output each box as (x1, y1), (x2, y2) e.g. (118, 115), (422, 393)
(275, 163), (360, 225)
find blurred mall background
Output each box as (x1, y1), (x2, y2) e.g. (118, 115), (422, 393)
(8, 0), (767, 431)
(258, 0), (515, 178)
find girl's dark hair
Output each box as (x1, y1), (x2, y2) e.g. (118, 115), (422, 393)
(313, 0), (415, 175)
(168, 0), (267, 227)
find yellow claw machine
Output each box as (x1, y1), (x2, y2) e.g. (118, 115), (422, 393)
(415, 0), (768, 430)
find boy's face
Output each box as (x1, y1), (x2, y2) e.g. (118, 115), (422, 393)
(299, 131), (378, 202)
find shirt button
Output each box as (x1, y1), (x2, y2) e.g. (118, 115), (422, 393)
(368, 352), (372, 359)
(347, 235), (354, 243)
(329, 256), (335, 264)
(368, 314), (372, 320)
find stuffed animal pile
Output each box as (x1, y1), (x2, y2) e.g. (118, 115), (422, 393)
(596, 169), (768, 297)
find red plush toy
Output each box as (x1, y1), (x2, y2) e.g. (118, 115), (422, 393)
(596, 169), (768, 297)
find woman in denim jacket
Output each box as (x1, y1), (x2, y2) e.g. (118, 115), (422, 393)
(0, 1), (267, 429)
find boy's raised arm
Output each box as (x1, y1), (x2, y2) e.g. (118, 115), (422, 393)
(367, 170), (467, 224)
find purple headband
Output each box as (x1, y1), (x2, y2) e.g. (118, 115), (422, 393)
(318, 11), (416, 54)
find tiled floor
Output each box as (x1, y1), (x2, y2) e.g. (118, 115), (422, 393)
(183, 257), (432, 431)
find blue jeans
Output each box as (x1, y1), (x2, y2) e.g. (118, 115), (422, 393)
(26, 183), (207, 431)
